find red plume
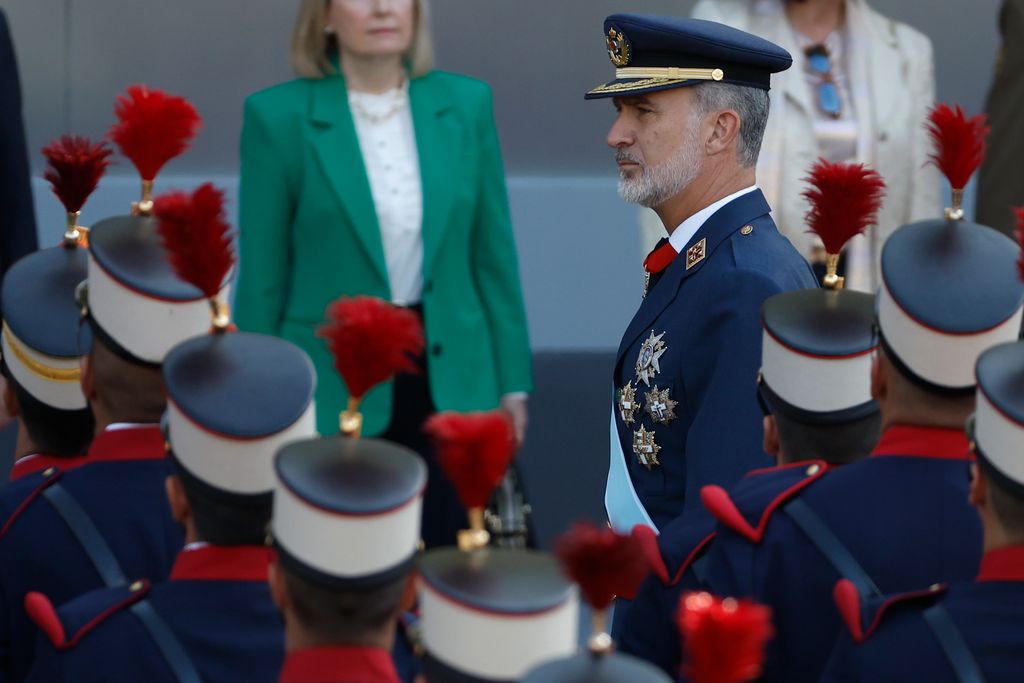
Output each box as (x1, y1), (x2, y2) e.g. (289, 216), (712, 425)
(424, 411), (516, 509)
(42, 135), (112, 214)
(554, 522), (652, 610)
(317, 296), (424, 400)
(678, 592), (774, 683)
(1015, 207), (1024, 282)
(153, 184), (235, 298)
(802, 160), (886, 254)
(109, 85), (201, 181)
(926, 103), (989, 191)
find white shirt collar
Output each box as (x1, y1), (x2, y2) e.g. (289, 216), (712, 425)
(667, 185), (760, 253)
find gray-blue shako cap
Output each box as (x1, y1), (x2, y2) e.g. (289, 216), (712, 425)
(86, 213), (229, 366)
(0, 245), (90, 411)
(586, 14), (792, 99)
(272, 436), (426, 588)
(878, 219), (1024, 393)
(522, 651), (672, 683)
(162, 332), (317, 498)
(759, 289), (878, 424)
(418, 547), (579, 683)
(973, 341), (1024, 495)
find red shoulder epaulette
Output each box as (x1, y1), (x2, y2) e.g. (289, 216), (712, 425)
(833, 578), (948, 644)
(700, 460), (830, 543)
(25, 580), (151, 650)
(0, 467), (64, 539)
(634, 523), (717, 587)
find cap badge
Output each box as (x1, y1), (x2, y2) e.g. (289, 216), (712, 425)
(633, 425), (661, 470)
(636, 331), (667, 386)
(618, 380), (639, 425)
(686, 238), (707, 269)
(645, 385), (678, 425)
(606, 27), (631, 67)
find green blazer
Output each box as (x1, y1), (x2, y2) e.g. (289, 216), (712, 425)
(235, 70), (533, 436)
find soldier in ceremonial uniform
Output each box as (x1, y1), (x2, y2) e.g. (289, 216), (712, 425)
(820, 340), (1024, 682)
(586, 14), (816, 538)
(698, 182), (1024, 680)
(23, 201), (317, 681)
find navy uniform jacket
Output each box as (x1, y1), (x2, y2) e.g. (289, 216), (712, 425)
(279, 646), (402, 683)
(820, 546), (1024, 682)
(609, 189), (816, 532)
(702, 425), (982, 683)
(25, 545), (282, 682)
(0, 425), (182, 682)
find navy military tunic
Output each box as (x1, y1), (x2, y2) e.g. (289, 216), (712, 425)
(25, 544), (282, 682)
(0, 425), (182, 682)
(608, 189), (816, 532)
(821, 545), (1024, 682)
(701, 425), (982, 683)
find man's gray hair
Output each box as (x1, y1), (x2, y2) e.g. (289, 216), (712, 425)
(691, 83), (770, 168)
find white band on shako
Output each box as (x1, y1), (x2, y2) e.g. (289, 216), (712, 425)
(420, 583), (579, 680)
(1, 326), (86, 411)
(975, 389), (1024, 486)
(878, 282), (1023, 389)
(761, 332), (873, 413)
(168, 399), (317, 495)
(87, 252), (231, 365)
(272, 480), (423, 579)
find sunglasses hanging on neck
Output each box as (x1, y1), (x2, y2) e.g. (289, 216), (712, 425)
(804, 44), (842, 119)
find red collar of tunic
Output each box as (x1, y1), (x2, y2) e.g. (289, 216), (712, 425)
(870, 424), (971, 461)
(978, 546), (1024, 582)
(643, 240), (678, 274)
(279, 646), (400, 683)
(170, 544), (271, 582)
(86, 424), (166, 464)
(8, 453), (88, 481)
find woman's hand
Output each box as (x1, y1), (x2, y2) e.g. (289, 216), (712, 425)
(500, 394), (529, 447)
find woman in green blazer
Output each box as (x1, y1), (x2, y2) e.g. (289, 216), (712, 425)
(236, 0), (533, 547)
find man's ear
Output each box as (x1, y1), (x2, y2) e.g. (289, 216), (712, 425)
(268, 559), (290, 613)
(969, 462), (987, 509)
(80, 352), (97, 403)
(763, 415), (781, 462)
(400, 569), (419, 612)
(164, 475), (191, 527)
(3, 377), (19, 419)
(870, 352), (886, 403)
(705, 108), (742, 157)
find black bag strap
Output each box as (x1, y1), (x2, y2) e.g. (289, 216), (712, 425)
(41, 483), (201, 683)
(921, 604), (987, 683)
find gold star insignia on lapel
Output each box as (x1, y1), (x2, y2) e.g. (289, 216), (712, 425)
(618, 380), (638, 425)
(633, 425), (661, 470)
(636, 331), (667, 387)
(686, 238), (706, 269)
(645, 385), (678, 425)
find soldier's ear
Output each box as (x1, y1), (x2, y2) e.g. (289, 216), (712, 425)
(870, 352), (886, 403)
(399, 569), (419, 612)
(164, 475), (191, 527)
(80, 352), (96, 402)
(969, 463), (987, 509)
(763, 415), (780, 462)
(705, 107), (742, 159)
(2, 376), (19, 420)
(268, 560), (290, 613)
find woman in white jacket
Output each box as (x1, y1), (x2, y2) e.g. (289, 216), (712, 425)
(640, 0), (939, 292)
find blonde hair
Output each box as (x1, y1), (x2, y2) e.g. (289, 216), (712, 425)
(290, 0), (435, 79)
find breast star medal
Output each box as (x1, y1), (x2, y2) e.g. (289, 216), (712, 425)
(618, 380), (638, 425)
(636, 331), (667, 386)
(633, 425), (661, 470)
(645, 385), (678, 425)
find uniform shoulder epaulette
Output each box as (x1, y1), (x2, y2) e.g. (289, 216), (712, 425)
(25, 579), (152, 650)
(0, 466), (64, 539)
(833, 578), (948, 644)
(699, 460), (829, 543)
(634, 516), (716, 587)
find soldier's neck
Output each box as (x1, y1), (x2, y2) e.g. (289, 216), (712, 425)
(284, 618), (395, 653)
(657, 164), (756, 235)
(14, 421), (38, 460)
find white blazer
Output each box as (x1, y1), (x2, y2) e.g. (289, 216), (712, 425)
(640, 0), (940, 289)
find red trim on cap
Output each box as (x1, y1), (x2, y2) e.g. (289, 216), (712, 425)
(9, 453), (87, 482)
(632, 524), (667, 585)
(763, 327), (876, 361)
(870, 424), (971, 461)
(167, 397), (310, 444)
(420, 576), (568, 619)
(977, 386), (1024, 430)
(89, 252), (206, 304)
(279, 477), (426, 519)
(169, 545), (271, 582)
(279, 646), (400, 683)
(880, 278), (1021, 337)
(643, 241), (678, 275)
(24, 592), (65, 648)
(85, 425), (166, 464)
(977, 546), (1024, 582)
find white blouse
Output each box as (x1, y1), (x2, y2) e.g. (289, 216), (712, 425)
(349, 83), (424, 306)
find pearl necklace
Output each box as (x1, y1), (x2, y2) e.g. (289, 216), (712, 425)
(348, 82), (409, 124)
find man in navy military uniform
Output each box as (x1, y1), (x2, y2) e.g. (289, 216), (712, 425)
(619, 278), (882, 677)
(820, 340), (1024, 682)
(585, 14), (816, 536)
(699, 213), (1024, 682)
(0, 195), (228, 681)
(23, 308), (318, 681)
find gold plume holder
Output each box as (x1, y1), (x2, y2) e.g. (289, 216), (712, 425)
(62, 211), (89, 248)
(457, 507), (490, 551)
(944, 188), (965, 221)
(208, 298), (230, 333)
(822, 252), (845, 290)
(132, 179), (155, 216)
(339, 396), (363, 438)
(587, 608), (614, 657)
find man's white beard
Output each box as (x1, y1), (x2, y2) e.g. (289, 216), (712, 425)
(617, 125), (703, 209)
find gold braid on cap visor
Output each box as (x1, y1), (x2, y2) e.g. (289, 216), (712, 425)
(2, 323), (81, 383)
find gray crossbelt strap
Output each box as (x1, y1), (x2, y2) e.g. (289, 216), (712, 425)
(921, 604), (987, 683)
(41, 483), (201, 683)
